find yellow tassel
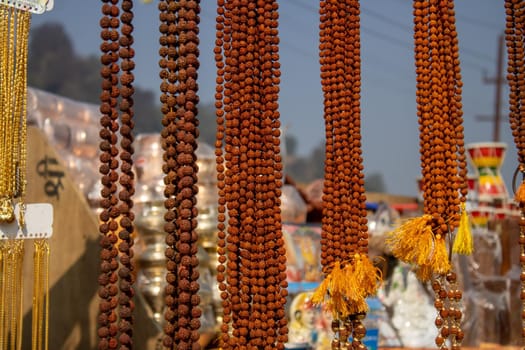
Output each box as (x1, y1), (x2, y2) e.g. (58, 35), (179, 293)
(386, 215), (452, 281)
(452, 202), (474, 255)
(311, 274), (330, 306)
(514, 181), (525, 204)
(312, 261), (354, 319)
(351, 253), (382, 297)
(311, 261), (341, 305)
(415, 237), (451, 282)
(428, 235), (451, 275)
(415, 264), (432, 282)
(386, 215), (434, 266)
(312, 254), (381, 320)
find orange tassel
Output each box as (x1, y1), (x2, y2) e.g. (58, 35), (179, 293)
(386, 215), (434, 266)
(428, 235), (451, 274)
(312, 254), (382, 320)
(515, 181), (525, 204)
(415, 264), (433, 282)
(386, 215), (451, 281)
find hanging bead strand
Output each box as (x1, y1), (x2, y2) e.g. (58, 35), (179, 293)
(257, 1), (288, 347)
(319, 1), (345, 345)
(313, 1), (381, 349)
(504, 0), (525, 343)
(411, 1), (468, 349)
(223, 0), (244, 346)
(319, 0), (337, 271)
(440, 2), (468, 348)
(232, 2), (253, 344)
(158, 0), (202, 349)
(159, 0), (180, 347)
(117, 1), (136, 348)
(98, 1), (122, 348)
(213, 0), (232, 346)
(214, 0), (287, 348)
(244, 0), (263, 345)
(414, 0), (433, 217)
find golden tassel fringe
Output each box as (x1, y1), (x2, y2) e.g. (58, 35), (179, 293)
(415, 264), (433, 282)
(386, 215), (434, 265)
(386, 215), (451, 282)
(0, 239), (24, 350)
(32, 239), (49, 350)
(452, 202), (474, 255)
(428, 236), (451, 275)
(312, 254), (381, 320)
(414, 237), (450, 281)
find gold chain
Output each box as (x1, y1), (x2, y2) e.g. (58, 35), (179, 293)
(0, 5), (40, 350)
(0, 240), (24, 350)
(31, 239), (49, 350)
(0, 5), (30, 223)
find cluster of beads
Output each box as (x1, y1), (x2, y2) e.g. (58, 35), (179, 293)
(214, 0), (288, 349)
(319, 0), (369, 348)
(432, 274), (464, 350)
(97, 0), (137, 349)
(414, 0), (467, 237)
(503, 0), (525, 342)
(413, 0), (467, 348)
(157, 0), (202, 349)
(505, 0), (525, 166)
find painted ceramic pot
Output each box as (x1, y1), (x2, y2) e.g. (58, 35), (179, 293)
(466, 142), (508, 202)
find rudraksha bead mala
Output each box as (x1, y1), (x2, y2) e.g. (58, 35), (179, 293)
(504, 0), (525, 342)
(312, 1), (381, 349)
(116, 1), (136, 349)
(387, 1), (469, 349)
(158, 0), (202, 349)
(97, 1), (137, 349)
(214, 0), (288, 348)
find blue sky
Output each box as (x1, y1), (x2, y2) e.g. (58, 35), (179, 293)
(31, 1), (512, 197)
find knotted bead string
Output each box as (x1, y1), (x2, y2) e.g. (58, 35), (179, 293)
(319, 1), (370, 348)
(504, 0), (525, 342)
(505, 0), (525, 166)
(413, 0), (466, 348)
(214, 0), (288, 348)
(116, 1), (136, 348)
(98, 1), (125, 348)
(157, 1), (202, 349)
(98, 0), (138, 349)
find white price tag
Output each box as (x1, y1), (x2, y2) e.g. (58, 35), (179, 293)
(0, 203), (53, 239)
(0, 0), (53, 14)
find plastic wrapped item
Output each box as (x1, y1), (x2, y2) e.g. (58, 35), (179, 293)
(60, 153), (99, 197)
(28, 87), (102, 199)
(283, 224), (322, 283)
(467, 228), (502, 277)
(281, 184), (308, 224)
(456, 224), (521, 347)
(462, 276), (511, 346)
(377, 263), (436, 348)
(134, 134), (164, 184)
(367, 201), (400, 257)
